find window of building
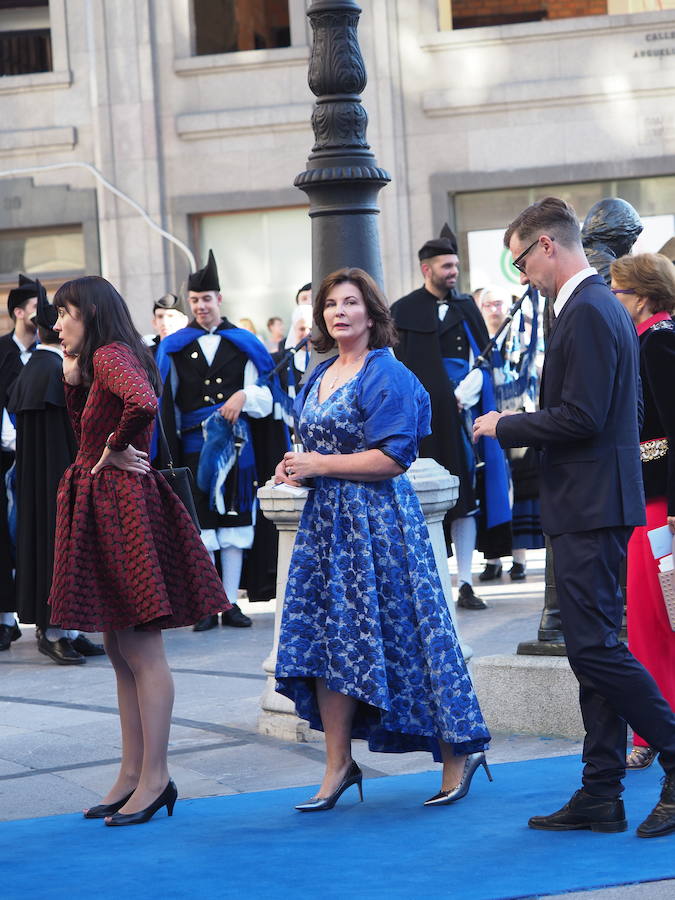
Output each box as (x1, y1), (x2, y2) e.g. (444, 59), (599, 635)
(0, 1), (51, 76)
(0, 224), (85, 333)
(192, 0), (290, 55)
(0, 224), (85, 281)
(438, 1), (610, 30)
(453, 175), (675, 291)
(194, 206), (310, 333)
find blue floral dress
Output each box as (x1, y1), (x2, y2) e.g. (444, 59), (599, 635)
(275, 349), (490, 760)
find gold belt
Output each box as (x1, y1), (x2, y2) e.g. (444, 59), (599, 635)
(640, 437), (668, 463)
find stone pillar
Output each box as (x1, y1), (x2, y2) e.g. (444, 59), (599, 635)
(256, 457), (464, 739)
(255, 483), (319, 742)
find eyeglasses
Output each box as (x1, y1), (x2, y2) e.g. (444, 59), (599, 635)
(611, 288), (635, 297)
(512, 236), (555, 274)
(511, 238), (540, 274)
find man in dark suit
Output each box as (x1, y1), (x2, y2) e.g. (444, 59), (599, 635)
(474, 197), (675, 838)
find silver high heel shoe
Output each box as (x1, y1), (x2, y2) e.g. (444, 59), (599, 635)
(423, 752), (493, 806)
(295, 761), (363, 812)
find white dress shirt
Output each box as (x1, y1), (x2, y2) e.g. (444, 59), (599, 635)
(553, 267), (598, 318)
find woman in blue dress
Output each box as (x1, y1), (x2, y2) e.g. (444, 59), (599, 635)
(274, 268), (491, 811)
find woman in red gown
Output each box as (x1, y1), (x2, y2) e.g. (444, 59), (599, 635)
(49, 276), (227, 825)
(610, 253), (675, 770)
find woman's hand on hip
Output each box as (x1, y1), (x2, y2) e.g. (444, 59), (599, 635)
(91, 444), (152, 476)
(668, 515), (675, 534)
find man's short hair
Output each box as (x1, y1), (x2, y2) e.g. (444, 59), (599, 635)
(504, 197), (582, 250)
(267, 316), (282, 329)
(295, 283), (311, 300)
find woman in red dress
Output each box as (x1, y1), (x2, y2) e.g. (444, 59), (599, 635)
(49, 276), (227, 825)
(610, 253), (675, 770)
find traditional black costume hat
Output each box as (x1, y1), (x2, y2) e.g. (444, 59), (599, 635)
(187, 250), (220, 293)
(418, 224), (459, 261)
(32, 279), (57, 332)
(7, 273), (39, 317)
(153, 292), (185, 314)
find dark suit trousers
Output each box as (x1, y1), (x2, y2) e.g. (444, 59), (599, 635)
(552, 527), (675, 797)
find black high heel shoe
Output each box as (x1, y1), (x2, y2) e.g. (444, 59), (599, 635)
(104, 780), (177, 826)
(295, 761), (363, 812)
(423, 752), (493, 806)
(84, 790), (135, 819)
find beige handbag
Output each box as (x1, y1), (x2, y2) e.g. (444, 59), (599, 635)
(656, 534), (675, 632)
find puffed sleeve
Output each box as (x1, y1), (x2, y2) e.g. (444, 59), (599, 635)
(358, 351), (431, 470)
(93, 343), (158, 451)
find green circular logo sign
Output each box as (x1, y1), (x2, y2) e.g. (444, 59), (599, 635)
(500, 247), (521, 285)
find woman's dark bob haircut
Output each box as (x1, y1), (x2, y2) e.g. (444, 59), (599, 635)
(313, 267), (398, 353)
(53, 275), (161, 394)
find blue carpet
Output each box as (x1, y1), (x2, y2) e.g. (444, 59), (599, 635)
(4, 755), (675, 899)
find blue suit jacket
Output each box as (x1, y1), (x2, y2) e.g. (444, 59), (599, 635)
(496, 274), (646, 535)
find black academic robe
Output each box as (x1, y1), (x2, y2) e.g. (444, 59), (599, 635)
(159, 319), (288, 601)
(390, 287), (489, 522)
(7, 349), (76, 629)
(391, 287), (512, 556)
(0, 332), (24, 612)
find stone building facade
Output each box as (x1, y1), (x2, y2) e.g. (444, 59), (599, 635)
(0, 0), (674, 333)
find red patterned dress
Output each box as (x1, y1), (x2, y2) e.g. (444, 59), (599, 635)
(49, 342), (229, 632)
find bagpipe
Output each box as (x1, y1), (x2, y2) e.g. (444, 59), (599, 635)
(465, 285), (540, 469)
(196, 338), (309, 514)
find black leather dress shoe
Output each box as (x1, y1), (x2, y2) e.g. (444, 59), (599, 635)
(193, 614), (219, 632)
(71, 634), (106, 656)
(528, 789), (627, 833)
(478, 563), (502, 582)
(509, 562), (526, 581)
(221, 604), (252, 628)
(637, 774), (675, 838)
(456, 583), (487, 610)
(37, 636), (86, 665)
(0, 620), (21, 651)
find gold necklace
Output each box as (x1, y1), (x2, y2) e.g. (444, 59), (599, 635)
(327, 351), (366, 391)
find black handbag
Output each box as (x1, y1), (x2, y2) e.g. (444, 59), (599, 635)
(154, 413), (201, 529)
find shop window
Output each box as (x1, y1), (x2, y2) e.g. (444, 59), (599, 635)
(193, 0), (290, 55)
(0, 1), (51, 76)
